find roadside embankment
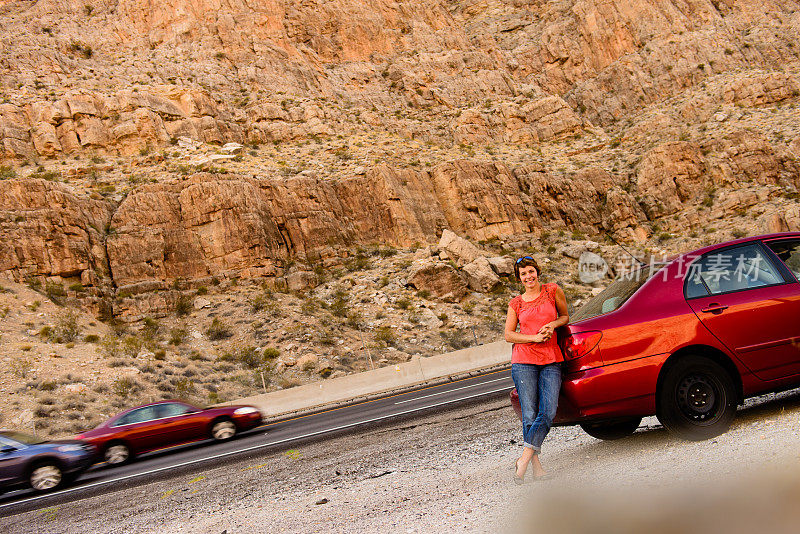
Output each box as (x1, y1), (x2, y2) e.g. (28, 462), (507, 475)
(231, 340), (512, 418)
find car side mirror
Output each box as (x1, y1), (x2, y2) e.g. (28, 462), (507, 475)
(0, 445), (16, 454)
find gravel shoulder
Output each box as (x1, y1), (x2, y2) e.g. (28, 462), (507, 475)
(5, 390), (800, 534)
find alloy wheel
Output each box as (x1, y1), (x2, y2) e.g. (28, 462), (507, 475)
(30, 464), (62, 491)
(105, 444), (130, 465)
(211, 420), (236, 440)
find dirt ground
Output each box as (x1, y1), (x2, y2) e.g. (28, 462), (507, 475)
(5, 390), (800, 534)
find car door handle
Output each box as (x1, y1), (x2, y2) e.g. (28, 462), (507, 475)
(700, 303), (728, 314)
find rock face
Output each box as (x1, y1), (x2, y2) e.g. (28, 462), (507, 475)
(4, 1), (800, 158)
(0, 179), (113, 282)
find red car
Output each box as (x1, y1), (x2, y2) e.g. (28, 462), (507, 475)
(75, 400), (263, 465)
(512, 232), (800, 440)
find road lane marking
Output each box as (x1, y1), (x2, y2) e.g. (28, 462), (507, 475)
(258, 368), (510, 428)
(394, 377), (509, 404)
(0, 385), (511, 512)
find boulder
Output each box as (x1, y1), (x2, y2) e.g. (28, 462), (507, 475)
(438, 229), (483, 267)
(406, 258), (468, 302)
(462, 256), (501, 292)
(487, 256), (515, 276)
(286, 271), (318, 291)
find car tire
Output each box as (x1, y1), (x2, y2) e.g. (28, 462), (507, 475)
(104, 442), (132, 466)
(211, 419), (237, 441)
(580, 417), (642, 440)
(29, 461), (63, 492)
(657, 355), (737, 441)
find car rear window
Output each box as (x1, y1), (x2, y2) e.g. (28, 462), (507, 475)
(571, 266), (658, 322)
(766, 239), (800, 280)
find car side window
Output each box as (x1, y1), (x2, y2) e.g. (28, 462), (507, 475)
(765, 239), (800, 281)
(686, 244), (784, 297)
(156, 403), (193, 418)
(114, 406), (158, 426)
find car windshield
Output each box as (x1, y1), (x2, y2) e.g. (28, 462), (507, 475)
(0, 430), (44, 445)
(571, 265), (661, 322)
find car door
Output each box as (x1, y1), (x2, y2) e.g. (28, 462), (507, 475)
(153, 402), (207, 446)
(685, 241), (800, 381)
(110, 406), (164, 453)
(0, 436), (26, 486)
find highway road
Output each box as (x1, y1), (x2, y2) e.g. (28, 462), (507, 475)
(0, 368), (513, 517)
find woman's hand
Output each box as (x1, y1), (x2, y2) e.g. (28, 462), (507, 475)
(529, 332), (550, 343)
(538, 323), (556, 338)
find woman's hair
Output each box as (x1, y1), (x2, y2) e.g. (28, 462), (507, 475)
(514, 256), (540, 281)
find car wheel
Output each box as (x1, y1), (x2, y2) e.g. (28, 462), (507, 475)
(657, 355), (737, 441)
(211, 419), (237, 441)
(29, 462), (63, 492)
(104, 442), (131, 465)
(580, 417), (642, 440)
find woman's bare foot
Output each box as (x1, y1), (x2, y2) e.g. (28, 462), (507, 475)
(530, 454), (547, 479)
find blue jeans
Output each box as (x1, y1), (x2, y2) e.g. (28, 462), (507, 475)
(511, 362), (562, 454)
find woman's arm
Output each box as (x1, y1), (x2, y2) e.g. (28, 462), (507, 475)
(505, 304), (548, 343)
(538, 285), (570, 336)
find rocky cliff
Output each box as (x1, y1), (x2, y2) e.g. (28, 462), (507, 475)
(2, 0), (800, 309)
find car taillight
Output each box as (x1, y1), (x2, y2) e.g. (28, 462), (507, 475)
(563, 331), (602, 361)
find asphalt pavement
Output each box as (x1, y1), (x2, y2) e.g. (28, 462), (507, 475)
(0, 368), (513, 517)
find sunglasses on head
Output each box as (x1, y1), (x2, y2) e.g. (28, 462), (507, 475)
(515, 256), (534, 264)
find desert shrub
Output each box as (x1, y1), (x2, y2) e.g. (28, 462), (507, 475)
(11, 358), (32, 378)
(121, 335), (144, 357)
(374, 326), (396, 347)
(262, 347), (280, 360)
(330, 290), (349, 318)
(175, 294), (193, 316)
(206, 317), (233, 340)
(39, 380), (57, 391)
(84, 334), (100, 343)
(141, 317), (160, 339)
(54, 311), (80, 342)
(154, 349), (167, 360)
(395, 298), (412, 310)
(169, 327), (187, 346)
(44, 281), (66, 304)
(441, 328), (472, 350)
(346, 311), (363, 328)
(113, 376), (137, 397)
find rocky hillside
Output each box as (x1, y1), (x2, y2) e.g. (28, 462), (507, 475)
(1, 0), (800, 436)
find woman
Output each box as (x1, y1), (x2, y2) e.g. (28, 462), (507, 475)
(505, 255), (569, 483)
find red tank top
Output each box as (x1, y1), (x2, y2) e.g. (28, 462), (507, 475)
(509, 283), (564, 365)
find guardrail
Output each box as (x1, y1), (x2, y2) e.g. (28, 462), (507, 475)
(230, 340), (512, 419)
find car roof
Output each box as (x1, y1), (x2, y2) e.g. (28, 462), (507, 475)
(678, 231), (800, 260)
(108, 399), (198, 419)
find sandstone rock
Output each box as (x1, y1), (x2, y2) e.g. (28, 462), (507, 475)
(193, 297), (211, 309)
(63, 383), (88, 394)
(406, 258), (468, 302)
(487, 256), (514, 276)
(761, 206), (800, 233)
(296, 353), (319, 370)
(287, 271), (318, 291)
(0, 179), (113, 283)
(438, 230), (483, 267)
(558, 241), (600, 260)
(636, 142), (706, 218)
(462, 256), (501, 292)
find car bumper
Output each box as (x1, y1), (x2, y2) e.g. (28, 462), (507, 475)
(234, 412), (263, 431)
(511, 354), (669, 425)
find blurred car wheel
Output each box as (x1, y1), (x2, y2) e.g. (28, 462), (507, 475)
(104, 442), (131, 465)
(657, 356), (737, 441)
(211, 419), (237, 441)
(579, 417), (642, 440)
(29, 462), (63, 492)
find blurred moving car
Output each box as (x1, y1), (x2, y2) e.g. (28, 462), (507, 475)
(511, 232), (800, 440)
(75, 400), (263, 465)
(0, 430), (94, 492)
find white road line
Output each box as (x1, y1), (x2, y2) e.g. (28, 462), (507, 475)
(0, 385), (511, 511)
(394, 377), (509, 404)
